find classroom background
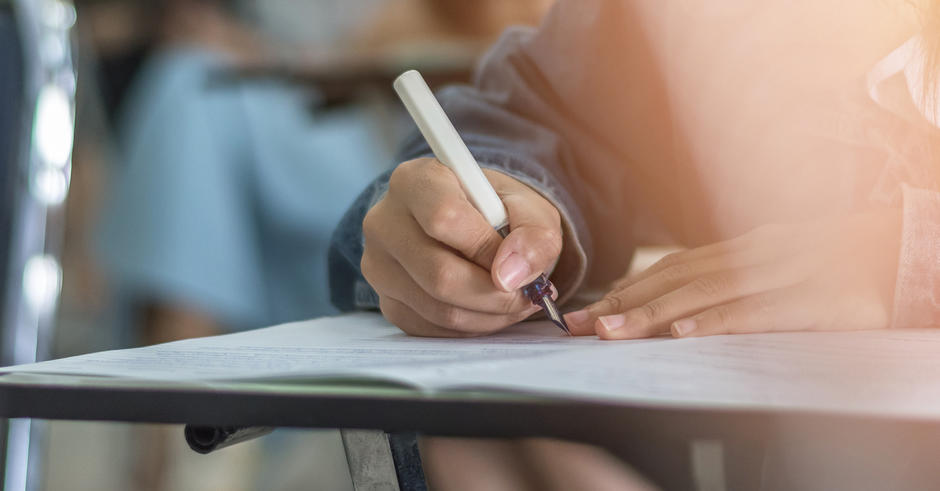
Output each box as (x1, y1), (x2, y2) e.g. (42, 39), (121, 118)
(1, 0), (553, 490)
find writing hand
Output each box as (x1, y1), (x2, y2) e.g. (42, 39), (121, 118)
(362, 158), (562, 337)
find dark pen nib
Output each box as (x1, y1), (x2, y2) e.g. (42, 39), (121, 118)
(523, 274), (571, 336)
(540, 296), (571, 335)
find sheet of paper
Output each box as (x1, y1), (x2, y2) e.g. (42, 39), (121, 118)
(0, 313), (606, 387)
(389, 328), (940, 418)
(5, 312), (940, 418)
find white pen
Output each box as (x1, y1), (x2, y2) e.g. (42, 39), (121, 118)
(393, 70), (570, 335)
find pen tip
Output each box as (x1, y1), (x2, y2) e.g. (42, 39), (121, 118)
(540, 297), (571, 336)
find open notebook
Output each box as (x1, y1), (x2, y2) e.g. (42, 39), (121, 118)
(3, 312), (940, 419)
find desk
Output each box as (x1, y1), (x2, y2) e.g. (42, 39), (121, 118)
(1, 373), (935, 490)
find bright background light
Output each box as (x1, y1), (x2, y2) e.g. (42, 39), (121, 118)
(33, 84), (74, 169)
(31, 166), (69, 206)
(41, 0), (77, 29)
(22, 255), (63, 315)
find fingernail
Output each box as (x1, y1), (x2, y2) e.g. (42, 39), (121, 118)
(671, 318), (697, 337)
(497, 253), (530, 290)
(598, 314), (626, 333)
(563, 309), (590, 327)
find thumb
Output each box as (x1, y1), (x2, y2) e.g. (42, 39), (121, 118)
(490, 188), (563, 292)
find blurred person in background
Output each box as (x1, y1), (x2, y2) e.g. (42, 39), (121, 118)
(98, 0), (552, 344)
(97, 0), (391, 346)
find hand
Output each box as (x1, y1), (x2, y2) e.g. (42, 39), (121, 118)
(362, 158), (563, 337)
(564, 210), (902, 339)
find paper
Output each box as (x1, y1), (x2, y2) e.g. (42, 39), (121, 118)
(4, 312), (940, 419)
(410, 328), (940, 418)
(0, 313), (606, 386)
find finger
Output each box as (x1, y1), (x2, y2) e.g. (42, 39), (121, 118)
(367, 209), (534, 315)
(487, 172), (563, 292)
(564, 247), (789, 333)
(379, 295), (478, 337)
(379, 294), (533, 336)
(669, 285), (818, 338)
(612, 242), (744, 291)
(363, 245), (535, 319)
(594, 261), (805, 340)
(392, 158), (503, 269)
(613, 223), (794, 292)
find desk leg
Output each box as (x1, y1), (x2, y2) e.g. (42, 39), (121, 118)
(387, 433), (427, 491)
(340, 430), (427, 491)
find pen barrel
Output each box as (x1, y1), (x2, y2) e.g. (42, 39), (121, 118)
(393, 70), (510, 231)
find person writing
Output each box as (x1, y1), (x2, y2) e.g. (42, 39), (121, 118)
(332, 0), (938, 340)
(329, 0), (940, 488)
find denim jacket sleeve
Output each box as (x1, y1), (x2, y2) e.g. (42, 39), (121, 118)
(330, 0), (653, 311)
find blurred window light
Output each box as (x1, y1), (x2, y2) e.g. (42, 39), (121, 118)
(33, 84), (74, 168)
(41, 0), (77, 30)
(39, 33), (67, 66)
(31, 166), (69, 206)
(22, 255), (63, 316)
(33, 84), (73, 169)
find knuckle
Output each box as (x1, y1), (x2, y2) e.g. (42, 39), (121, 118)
(362, 205), (381, 239)
(519, 227), (563, 267)
(639, 301), (663, 322)
(359, 253), (376, 284)
(661, 263), (693, 283)
(752, 293), (776, 317)
(547, 203), (561, 224)
(379, 297), (409, 332)
(691, 274), (732, 298)
(436, 304), (464, 330)
(599, 295), (625, 314)
(655, 252), (684, 269)
(711, 305), (736, 328)
(388, 162), (415, 191)
(390, 158), (444, 196)
(542, 202), (561, 227)
(466, 233), (499, 264)
(538, 227), (564, 260)
(425, 202), (463, 239)
(502, 292), (529, 315)
(426, 263), (459, 299)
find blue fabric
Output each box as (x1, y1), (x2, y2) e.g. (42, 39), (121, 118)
(100, 48), (390, 330)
